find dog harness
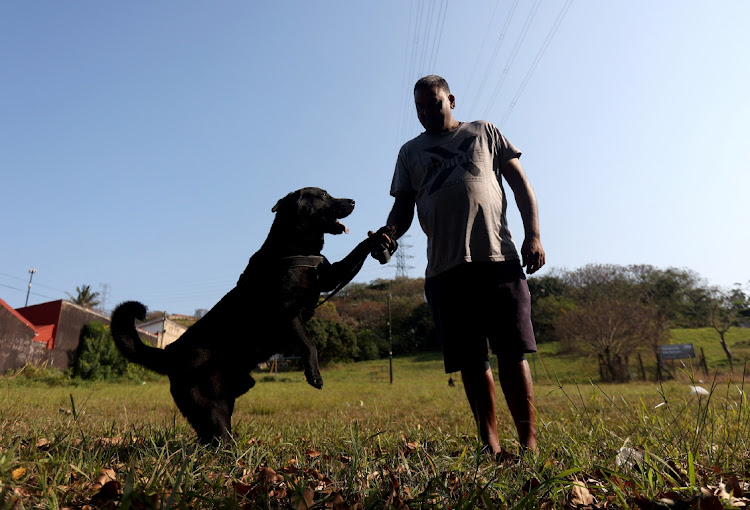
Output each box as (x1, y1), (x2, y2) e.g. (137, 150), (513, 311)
(278, 253), (366, 310)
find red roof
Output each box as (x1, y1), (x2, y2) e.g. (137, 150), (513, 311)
(0, 298), (55, 348)
(0, 298), (36, 329)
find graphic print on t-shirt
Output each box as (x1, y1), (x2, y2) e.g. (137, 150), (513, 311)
(421, 134), (482, 195)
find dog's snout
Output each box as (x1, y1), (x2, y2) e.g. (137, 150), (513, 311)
(348, 199), (355, 207)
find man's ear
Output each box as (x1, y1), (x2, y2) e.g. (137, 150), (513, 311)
(449, 93), (456, 109)
(272, 190), (301, 213)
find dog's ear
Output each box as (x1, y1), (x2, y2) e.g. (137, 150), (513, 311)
(272, 190), (301, 213)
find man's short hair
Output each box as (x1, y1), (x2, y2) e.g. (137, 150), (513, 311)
(414, 75), (450, 94)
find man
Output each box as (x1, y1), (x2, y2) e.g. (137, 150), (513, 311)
(378, 75), (545, 454)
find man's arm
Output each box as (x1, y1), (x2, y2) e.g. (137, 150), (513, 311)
(387, 190), (416, 240)
(500, 157), (546, 274)
(368, 191), (415, 262)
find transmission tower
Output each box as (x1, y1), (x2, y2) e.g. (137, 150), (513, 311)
(99, 283), (110, 313)
(394, 235), (414, 278)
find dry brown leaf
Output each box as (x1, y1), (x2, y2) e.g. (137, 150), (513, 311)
(293, 487), (315, 510)
(90, 480), (122, 507)
(257, 467), (283, 486)
(700, 494), (724, 510)
(567, 480), (595, 507)
(329, 491), (349, 510)
(728, 475), (744, 497)
(91, 468), (117, 490)
(305, 449), (321, 458)
(522, 476), (541, 495)
(99, 436), (124, 446)
(403, 441), (418, 455)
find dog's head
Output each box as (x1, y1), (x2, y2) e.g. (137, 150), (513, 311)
(272, 187), (355, 235)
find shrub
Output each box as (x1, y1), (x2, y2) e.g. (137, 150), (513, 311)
(68, 322), (130, 381)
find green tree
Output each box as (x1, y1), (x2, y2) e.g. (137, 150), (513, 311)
(306, 317), (359, 363)
(69, 322), (128, 380)
(532, 294), (576, 343)
(527, 273), (575, 343)
(66, 284), (101, 309)
(395, 302), (436, 354)
(356, 328), (387, 360)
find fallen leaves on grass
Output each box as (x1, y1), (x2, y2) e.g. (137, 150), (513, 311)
(566, 481), (596, 508)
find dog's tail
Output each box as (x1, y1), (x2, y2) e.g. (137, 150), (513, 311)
(110, 301), (170, 375)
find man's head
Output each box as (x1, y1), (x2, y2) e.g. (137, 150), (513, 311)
(413, 75), (457, 135)
(414, 75), (451, 95)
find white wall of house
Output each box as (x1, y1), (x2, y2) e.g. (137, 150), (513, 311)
(138, 317), (187, 348)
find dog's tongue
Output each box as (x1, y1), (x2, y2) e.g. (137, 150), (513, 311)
(336, 220), (349, 234)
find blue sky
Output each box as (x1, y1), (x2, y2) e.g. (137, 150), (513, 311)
(2, 1), (748, 315)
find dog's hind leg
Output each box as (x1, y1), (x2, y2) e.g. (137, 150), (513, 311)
(171, 377), (235, 444)
(289, 316), (323, 389)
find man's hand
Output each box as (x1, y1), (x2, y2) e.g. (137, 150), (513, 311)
(368, 225), (398, 264)
(521, 236), (545, 274)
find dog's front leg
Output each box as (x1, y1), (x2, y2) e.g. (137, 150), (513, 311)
(290, 316), (323, 389)
(320, 227), (396, 291)
(318, 239), (372, 292)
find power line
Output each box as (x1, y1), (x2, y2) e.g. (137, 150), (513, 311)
(397, 0), (416, 148)
(481, 0), (543, 120)
(499, 0), (575, 127)
(399, 0), (425, 143)
(399, 0), (450, 143)
(416, 0), (438, 76)
(426, 0), (449, 73)
(0, 282), (56, 301)
(463, 0), (501, 102)
(467, 0), (520, 119)
(0, 271), (67, 294)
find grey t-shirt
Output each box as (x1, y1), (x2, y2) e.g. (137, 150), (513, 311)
(390, 120), (521, 278)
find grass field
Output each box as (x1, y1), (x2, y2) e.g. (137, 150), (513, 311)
(2, 331), (749, 509)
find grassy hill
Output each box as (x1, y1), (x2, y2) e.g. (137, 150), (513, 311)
(528, 327), (750, 383)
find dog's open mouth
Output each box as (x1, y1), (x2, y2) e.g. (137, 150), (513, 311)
(332, 219), (349, 234)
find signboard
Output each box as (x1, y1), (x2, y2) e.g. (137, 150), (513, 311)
(659, 343), (696, 360)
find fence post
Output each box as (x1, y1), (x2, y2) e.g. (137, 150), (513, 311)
(637, 353), (646, 380)
(700, 347), (709, 376)
(388, 292), (393, 384)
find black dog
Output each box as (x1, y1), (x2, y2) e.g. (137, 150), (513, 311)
(111, 187), (393, 444)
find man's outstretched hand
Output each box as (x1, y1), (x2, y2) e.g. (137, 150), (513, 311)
(368, 225), (398, 264)
(521, 236), (545, 274)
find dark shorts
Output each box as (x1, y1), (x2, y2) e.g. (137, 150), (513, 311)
(424, 261), (537, 374)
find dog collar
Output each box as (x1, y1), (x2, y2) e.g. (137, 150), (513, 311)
(279, 255), (326, 268)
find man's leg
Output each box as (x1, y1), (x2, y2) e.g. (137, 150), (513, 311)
(461, 366), (501, 454)
(497, 358), (537, 452)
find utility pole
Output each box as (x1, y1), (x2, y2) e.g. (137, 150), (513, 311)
(25, 268), (37, 306)
(388, 292), (393, 384)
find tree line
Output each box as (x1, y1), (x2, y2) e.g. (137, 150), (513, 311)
(64, 264), (748, 383)
(307, 264), (749, 381)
